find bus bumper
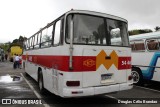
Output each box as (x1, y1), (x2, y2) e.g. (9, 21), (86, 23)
(63, 83), (133, 97)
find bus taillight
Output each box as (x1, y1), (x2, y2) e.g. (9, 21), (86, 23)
(66, 81), (80, 87)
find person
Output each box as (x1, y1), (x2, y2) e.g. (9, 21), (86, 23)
(13, 54), (16, 69)
(1, 53), (4, 62)
(0, 54), (1, 62)
(14, 54), (20, 69)
(19, 55), (22, 69)
(5, 53), (8, 61)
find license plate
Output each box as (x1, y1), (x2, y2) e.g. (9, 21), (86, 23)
(101, 73), (113, 81)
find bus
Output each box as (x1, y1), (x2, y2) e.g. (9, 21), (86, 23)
(22, 10), (133, 97)
(130, 31), (160, 85)
(9, 45), (23, 62)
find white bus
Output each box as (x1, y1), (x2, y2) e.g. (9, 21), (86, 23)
(130, 31), (160, 85)
(22, 10), (133, 98)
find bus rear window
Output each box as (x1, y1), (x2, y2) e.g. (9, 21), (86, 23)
(66, 14), (129, 46)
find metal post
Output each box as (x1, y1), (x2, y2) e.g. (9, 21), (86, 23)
(69, 14), (74, 70)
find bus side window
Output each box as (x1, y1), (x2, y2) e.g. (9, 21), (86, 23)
(23, 41), (27, 50)
(41, 29), (48, 48)
(26, 39), (30, 50)
(46, 25), (53, 46)
(33, 34), (38, 49)
(31, 37), (34, 49)
(40, 26), (53, 48)
(29, 38), (33, 50)
(53, 20), (61, 46)
(130, 40), (145, 51)
(130, 43), (136, 51)
(37, 33), (41, 48)
(147, 39), (159, 51)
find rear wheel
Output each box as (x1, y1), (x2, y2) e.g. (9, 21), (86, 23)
(38, 71), (45, 94)
(132, 68), (143, 85)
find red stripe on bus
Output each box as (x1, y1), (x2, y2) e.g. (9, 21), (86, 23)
(22, 55), (131, 72)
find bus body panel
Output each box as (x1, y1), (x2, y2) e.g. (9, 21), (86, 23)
(82, 48), (130, 87)
(153, 59), (160, 81)
(62, 83), (132, 97)
(23, 45), (132, 97)
(132, 51), (160, 81)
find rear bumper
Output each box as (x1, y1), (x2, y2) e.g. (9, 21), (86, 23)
(63, 83), (133, 97)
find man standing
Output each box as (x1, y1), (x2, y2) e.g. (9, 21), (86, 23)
(14, 54), (20, 69)
(5, 53), (8, 61)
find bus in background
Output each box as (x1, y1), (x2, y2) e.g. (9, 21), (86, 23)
(22, 10), (132, 98)
(9, 46), (23, 62)
(130, 31), (160, 85)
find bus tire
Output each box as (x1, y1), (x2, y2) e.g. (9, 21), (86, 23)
(38, 71), (45, 94)
(132, 67), (143, 86)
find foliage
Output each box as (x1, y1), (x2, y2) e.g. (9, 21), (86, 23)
(0, 43), (10, 52)
(129, 29), (153, 36)
(154, 26), (160, 31)
(10, 43), (22, 48)
(9, 36), (27, 52)
(12, 39), (19, 43)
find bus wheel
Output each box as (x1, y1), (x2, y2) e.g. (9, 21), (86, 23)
(131, 68), (143, 86)
(38, 71), (45, 94)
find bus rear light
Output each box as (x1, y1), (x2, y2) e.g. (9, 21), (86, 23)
(66, 81), (80, 87)
(128, 75), (133, 80)
(71, 91), (83, 94)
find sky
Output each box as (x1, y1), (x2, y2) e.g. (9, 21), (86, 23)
(0, 0), (160, 43)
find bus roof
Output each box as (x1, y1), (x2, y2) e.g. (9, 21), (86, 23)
(65, 10), (128, 23)
(129, 31), (160, 41)
(28, 10), (128, 40)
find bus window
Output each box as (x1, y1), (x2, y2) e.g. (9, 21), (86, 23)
(130, 40), (145, 51)
(34, 34), (40, 49)
(46, 25), (53, 46)
(41, 29), (48, 48)
(26, 39), (30, 50)
(33, 34), (37, 49)
(30, 37), (34, 49)
(37, 33), (41, 48)
(107, 19), (128, 46)
(23, 41), (27, 50)
(66, 14), (129, 46)
(41, 26), (53, 48)
(67, 14), (105, 45)
(146, 39), (159, 51)
(54, 20), (61, 45)
(32, 36), (35, 49)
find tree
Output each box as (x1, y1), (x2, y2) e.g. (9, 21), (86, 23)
(129, 29), (153, 36)
(19, 36), (24, 42)
(0, 43), (10, 53)
(43, 35), (51, 41)
(12, 39), (19, 43)
(154, 26), (160, 31)
(10, 36), (27, 49)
